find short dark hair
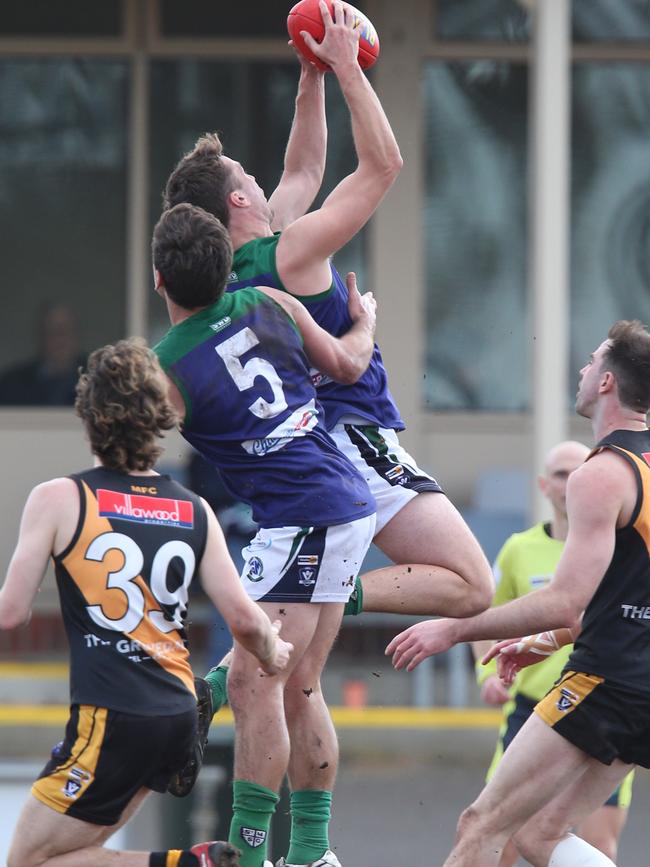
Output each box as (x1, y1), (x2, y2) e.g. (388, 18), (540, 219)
(163, 133), (235, 228)
(152, 203), (233, 309)
(75, 338), (177, 473)
(602, 320), (650, 413)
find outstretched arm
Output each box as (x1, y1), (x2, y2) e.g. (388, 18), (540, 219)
(276, 0), (402, 296)
(258, 271), (376, 384)
(198, 502), (292, 675)
(269, 54), (327, 231)
(386, 454), (628, 671)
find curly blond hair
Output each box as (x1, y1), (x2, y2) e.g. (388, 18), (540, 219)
(75, 338), (178, 473)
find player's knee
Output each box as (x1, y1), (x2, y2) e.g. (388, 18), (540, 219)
(511, 826), (539, 864)
(458, 574), (494, 617)
(456, 803), (489, 840)
(284, 677), (322, 718)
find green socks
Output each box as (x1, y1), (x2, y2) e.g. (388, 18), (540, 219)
(286, 790), (332, 865)
(205, 664), (229, 714)
(343, 576), (363, 616)
(228, 780), (279, 867)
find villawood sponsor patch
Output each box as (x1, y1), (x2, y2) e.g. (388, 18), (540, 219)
(97, 489), (194, 528)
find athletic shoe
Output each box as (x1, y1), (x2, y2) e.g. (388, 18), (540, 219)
(190, 840), (241, 866)
(276, 851), (341, 867)
(167, 676), (214, 797)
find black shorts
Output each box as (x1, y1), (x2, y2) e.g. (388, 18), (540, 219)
(535, 670), (650, 769)
(32, 704), (196, 825)
(503, 692), (632, 806)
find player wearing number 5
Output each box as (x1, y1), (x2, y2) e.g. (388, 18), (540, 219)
(1, 337), (293, 867)
(153, 203), (376, 867)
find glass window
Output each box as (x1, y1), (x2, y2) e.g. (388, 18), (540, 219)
(0, 0), (122, 37)
(570, 63), (650, 389)
(148, 59), (365, 342)
(436, 0), (650, 42)
(0, 59), (128, 406)
(435, 0), (531, 42)
(423, 62), (529, 411)
(573, 0), (650, 41)
(160, 0), (291, 38)
(160, 0), (368, 38)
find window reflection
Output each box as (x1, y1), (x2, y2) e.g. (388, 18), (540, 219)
(570, 64), (650, 387)
(572, 0), (650, 41)
(436, 0), (650, 42)
(0, 60), (128, 404)
(423, 62), (528, 410)
(436, 0), (531, 42)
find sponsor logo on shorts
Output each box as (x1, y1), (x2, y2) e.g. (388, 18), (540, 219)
(209, 316), (231, 333)
(246, 556), (265, 582)
(298, 555), (319, 566)
(240, 827), (267, 848)
(530, 574), (552, 589)
(227, 271), (238, 283)
(97, 489), (194, 528)
(385, 464), (405, 481)
(62, 766), (92, 799)
(556, 687), (579, 713)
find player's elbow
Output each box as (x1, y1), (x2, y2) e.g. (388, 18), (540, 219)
(389, 149), (404, 175)
(375, 150), (403, 183)
(0, 601), (30, 630)
(335, 359), (364, 385)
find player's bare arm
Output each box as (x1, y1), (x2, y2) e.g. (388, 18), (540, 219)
(269, 54), (326, 231)
(276, 0), (402, 296)
(198, 501), (292, 675)
(387, 452), (634, 671)
(258, 272), (376, 383)
(0, 478), (77, 629)
(164, 374), (187, 423)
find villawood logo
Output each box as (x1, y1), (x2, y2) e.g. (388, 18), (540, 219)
(97, 489), (194, 528)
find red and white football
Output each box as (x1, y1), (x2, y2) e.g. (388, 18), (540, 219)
(287, 0), (380, 72)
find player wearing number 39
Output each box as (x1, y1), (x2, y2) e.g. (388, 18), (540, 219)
(0, 337), (293, 867)
(152, 203), (377, 867)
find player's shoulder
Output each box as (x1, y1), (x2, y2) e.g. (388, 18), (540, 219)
(29, 476), (77, 503)
(571, 448), (635, 496)
(22, 477), (78, 522)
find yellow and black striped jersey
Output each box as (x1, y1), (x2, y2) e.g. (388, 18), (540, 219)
(54, 467), (208, 715)
(569, 429), (650, 693)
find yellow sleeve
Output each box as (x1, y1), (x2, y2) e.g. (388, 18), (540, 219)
(475, 536), (517, 685)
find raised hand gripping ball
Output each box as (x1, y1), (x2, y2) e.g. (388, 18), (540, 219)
(287, 0), (380, 71)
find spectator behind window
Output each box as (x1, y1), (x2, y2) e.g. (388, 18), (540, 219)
(0, 303), (86, 406)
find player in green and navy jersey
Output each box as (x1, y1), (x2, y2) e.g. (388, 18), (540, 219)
(162, 0), (494, 647)
(473, 441), (633, 866)
(152, 202), (378, 867)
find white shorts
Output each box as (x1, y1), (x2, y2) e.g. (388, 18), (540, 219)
(240, 513), (376, 603)
(330, 424), (443, 534)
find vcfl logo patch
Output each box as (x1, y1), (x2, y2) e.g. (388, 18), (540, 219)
(62, 766), (92, 799)
(240, 827), (267, 848)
